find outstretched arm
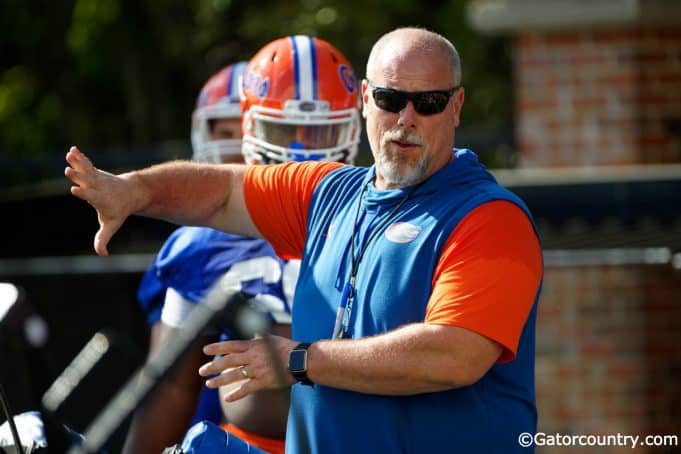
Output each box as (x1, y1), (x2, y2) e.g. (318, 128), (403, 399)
(65, 146), (261, 256)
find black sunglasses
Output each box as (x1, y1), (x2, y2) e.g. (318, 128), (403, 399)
(367, 80), (460, 116)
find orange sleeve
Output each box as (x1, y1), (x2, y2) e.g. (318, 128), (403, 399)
(425, 200), (542, 363)
(243, 161), (344, 259)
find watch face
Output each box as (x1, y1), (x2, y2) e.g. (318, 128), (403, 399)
(289, 349), (307, 373)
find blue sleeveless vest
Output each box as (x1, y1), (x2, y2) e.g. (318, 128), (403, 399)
(287, 149), (542, 453)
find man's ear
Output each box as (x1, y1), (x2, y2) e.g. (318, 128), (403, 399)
(451, 87), (465, 128)
(361, 79), (370, 119)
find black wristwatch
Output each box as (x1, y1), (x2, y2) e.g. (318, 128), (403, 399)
(288, 342), (314, 386)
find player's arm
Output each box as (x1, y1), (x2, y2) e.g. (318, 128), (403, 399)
(122, 322), (215, 454)
(64, 146), (259, 256)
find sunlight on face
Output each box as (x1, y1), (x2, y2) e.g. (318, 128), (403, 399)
(374, 127), (430, 188)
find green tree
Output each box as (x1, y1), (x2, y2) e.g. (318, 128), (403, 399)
(0, 0), (513, 186)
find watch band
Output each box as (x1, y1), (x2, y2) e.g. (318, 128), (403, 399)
(288, 342), (314, 386)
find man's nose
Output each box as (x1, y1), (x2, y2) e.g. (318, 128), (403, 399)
(397, 100), (417, 128)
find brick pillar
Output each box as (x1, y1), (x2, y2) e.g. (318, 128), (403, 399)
(515, 30), (681, 167)
(536, 266), (649, 438)
(469, 0), (681, 168)
(536, 265), (681, 448)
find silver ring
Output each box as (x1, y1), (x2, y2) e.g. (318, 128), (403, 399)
(239, 365), (249, 379)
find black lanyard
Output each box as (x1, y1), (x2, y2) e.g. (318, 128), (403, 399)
(331, 178), (418, 339)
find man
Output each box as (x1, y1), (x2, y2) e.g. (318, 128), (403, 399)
(66, 27), (542, 453)
(124, 36), (361, 454)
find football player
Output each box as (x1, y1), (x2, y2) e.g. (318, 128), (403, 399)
(124, 35), (361, 454)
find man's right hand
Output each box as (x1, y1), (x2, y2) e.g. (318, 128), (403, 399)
(65, 146), (146, 256)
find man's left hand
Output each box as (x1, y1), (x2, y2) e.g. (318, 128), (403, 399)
(199, 335), (297, 402)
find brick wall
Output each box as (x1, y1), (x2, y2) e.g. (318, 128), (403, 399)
(515, 30), (681, 167)
(536, 265), (681, 452)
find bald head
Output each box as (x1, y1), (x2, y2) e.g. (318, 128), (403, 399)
(366, 27), (461, 86)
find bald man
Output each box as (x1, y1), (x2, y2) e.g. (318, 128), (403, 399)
(66, 27), (543, 453)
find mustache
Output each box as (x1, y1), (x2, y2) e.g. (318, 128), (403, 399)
(382, 129), (425, 147)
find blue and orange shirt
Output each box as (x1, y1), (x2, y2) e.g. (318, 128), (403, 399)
(244, 149), (543, 453)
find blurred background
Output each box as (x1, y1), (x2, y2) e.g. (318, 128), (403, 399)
(1, 0), (679, 452)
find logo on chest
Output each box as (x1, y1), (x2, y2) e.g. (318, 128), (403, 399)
(384, 222), (421, 243)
